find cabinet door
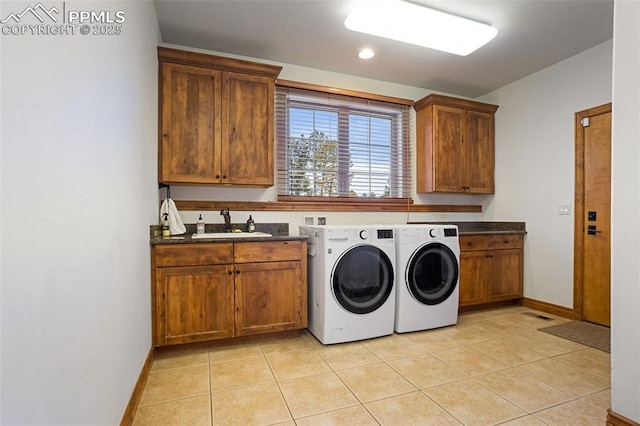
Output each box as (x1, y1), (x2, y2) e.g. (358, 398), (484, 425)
(156, 264), (234, 345)
(459, 251), (490, 307)
(160, 63), (222, 184)
(235, 261), (304, 336)
(222, 72), (274, 186)
(433, 106), (465, 192)
(464, 111), (495, 193)
(488, 249), (523, 302)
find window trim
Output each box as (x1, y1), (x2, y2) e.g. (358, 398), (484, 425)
(276, 80), (414, 107)
(172, 199), (483, 213)
(276, 80), (413, 203)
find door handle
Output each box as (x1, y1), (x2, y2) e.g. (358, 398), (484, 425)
(587, 225), (602, 235)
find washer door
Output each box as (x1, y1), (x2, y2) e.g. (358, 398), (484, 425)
(406, 243), (458, 305)
(332, 245), (394, 314)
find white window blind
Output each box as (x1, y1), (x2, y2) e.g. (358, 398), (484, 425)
(275, 83), (412, 201)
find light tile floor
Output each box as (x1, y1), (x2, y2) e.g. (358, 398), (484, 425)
(132, 306), (611, 426)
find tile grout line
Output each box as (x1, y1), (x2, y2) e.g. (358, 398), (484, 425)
(416, 386), (469, 425)
(261, 340), (298, 423)
(468, 372), (565, 418)
(207, 350), (213, 426)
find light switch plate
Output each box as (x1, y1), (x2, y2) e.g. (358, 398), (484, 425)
(303, 216), (315, 226)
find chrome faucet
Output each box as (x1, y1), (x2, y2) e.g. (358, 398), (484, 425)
(220, 206), (231, 231)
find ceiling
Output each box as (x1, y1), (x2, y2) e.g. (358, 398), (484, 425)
(153, 0), (614, 98)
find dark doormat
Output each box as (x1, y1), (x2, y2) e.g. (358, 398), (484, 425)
(538, 321), (610, 353)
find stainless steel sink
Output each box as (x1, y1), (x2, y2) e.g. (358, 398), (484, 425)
(191, 232), (272, 239)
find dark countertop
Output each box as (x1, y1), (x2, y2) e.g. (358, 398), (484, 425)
(150, 223), (307, 245)
(408, 221), (526, 235)
(151, 221), (525, 244)
(151, 235), (308, 245)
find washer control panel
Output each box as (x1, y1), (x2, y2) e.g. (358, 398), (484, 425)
(377, 229), (394, 239)
(357, 229), (394, 241)
(444, 228), (458, 237)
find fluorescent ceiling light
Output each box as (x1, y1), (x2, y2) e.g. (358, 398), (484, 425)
(344, 0), (498, 56)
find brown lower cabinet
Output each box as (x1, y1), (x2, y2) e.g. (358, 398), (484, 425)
(152, 240), (307, 346)
(459, 234), (524, 308)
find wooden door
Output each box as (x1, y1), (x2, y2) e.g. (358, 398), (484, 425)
(464, 111), (495, 193)
(458, 251), (489, 306)
(574, 104), (612, 327)
(156, 265), (234, 345)
(222, 72), (274, 186)
(160, 63), (222, 184)
(235, 261), (303, 336)
(433, 106), (465, 192)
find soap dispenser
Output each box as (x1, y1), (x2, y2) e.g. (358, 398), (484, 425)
(161, 213), (170, 238)
(246, 215), (255, 233)
(196, 214), (205, 234)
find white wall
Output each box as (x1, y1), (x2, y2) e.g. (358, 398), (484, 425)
(162, 43), (490, 232)
(610, 1), (640, 421)
(166, 42), (613, 311)
(0, 1), (160, 424)
(479, 40), (613, 307)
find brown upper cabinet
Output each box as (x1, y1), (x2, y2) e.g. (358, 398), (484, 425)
(414, 94), (499, 193)
(158, 47), (282, 186)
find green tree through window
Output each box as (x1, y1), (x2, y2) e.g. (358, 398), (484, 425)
(289, 129), (338, 196)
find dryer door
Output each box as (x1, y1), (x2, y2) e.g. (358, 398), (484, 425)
(332, 245), (394, 314)
(407, 242), (458, 305)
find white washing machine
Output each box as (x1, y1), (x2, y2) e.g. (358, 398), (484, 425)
(394, 224), (460, 333)
(299, 225), (396, 344)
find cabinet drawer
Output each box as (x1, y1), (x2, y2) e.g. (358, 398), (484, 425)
(154, 243), (233, 267)
(460, 234), (523, 252)
(234, 240), (303, 263)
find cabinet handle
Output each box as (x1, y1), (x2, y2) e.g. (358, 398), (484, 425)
(228, 270), (233, 275)
(236, 270), (240, 274)
(216, 174), (221, 179)
(222, 175), (227, 179)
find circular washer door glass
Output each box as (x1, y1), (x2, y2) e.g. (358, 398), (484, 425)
(406, 243), (458, 305)
(332, 245), (394, 314)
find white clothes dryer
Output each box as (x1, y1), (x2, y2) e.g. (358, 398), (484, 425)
(299, 225), (396, 344)
(394, 225), (460, 333)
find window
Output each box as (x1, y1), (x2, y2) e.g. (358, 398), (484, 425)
(275, 82), (412, 201)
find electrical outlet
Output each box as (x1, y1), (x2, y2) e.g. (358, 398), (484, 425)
(303, 216), (315, 226)
(558, 204), (571, 215)
(317, 217), (327, 225)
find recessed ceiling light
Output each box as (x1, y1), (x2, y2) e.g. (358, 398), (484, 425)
(345, 0), (498, 56)
(358, 48), (375, 59)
